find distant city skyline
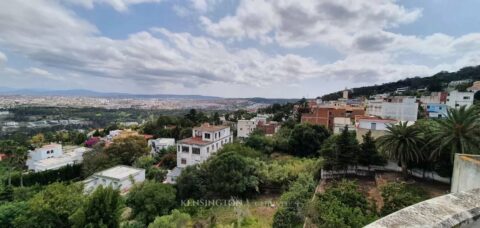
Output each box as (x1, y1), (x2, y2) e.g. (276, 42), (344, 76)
(1, 0), (480, 98)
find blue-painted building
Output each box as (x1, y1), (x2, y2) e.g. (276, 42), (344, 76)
(426, 103), (448, 118)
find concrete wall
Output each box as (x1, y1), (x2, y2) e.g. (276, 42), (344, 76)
(365, 188), (480, 228)
(451, 154), (480, 193)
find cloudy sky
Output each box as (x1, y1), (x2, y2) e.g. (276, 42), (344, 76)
(0, 0), (479, 98)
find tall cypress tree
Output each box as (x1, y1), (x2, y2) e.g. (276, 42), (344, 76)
(358, 130), (385, 169)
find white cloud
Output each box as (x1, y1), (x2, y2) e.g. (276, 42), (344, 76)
(0, 51), (6, 65)
(65, 0), (163, 12)
(201, 0), (422, 49)
(0, 0), (325, 89)
(190, 0), (224, 13)
(26, 67), (64, 80)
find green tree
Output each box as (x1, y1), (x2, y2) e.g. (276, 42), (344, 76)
(377, 122), (423, 179)
(14, 183), (84, 227)
(204, 152), (259, 198)
(0, 201), (28, 227)
(0, 185), (14, 202)
(288, 123), (330, 157)
(82, 145), (119, 177)
(126, 181), (177, 225)
(70, 186), (123, 228)
(358, 130), (386, 169)
(212, 112), (221, 125)
(429, 106), (480, 158)
(176, 165), (207, 200)
(104, 136), (149, 165)
(73, 132), (87, 145)
(148, 210), (191, 228)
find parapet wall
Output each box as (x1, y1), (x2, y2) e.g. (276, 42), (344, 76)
(451, 154), (480, 193)
(364, 188), (480, 228)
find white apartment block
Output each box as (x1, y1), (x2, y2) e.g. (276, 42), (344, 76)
(165, 123), (233, 183)
(148, 138), (175, 154)
(26, 144), (89, 172)
(366, 97), (418, 122)
(83, 165), (145, 194)
(237, 114), (269, 138)
(446, 90), (474, 109)
(237, 119), (258, 138)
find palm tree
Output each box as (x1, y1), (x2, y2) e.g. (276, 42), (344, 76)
(377, 122), (424, 179)
(429, 105), (480, 158)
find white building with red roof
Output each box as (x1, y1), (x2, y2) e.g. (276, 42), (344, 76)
(165, 123), (233, 183)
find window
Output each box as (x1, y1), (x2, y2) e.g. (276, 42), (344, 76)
(181, 158), (187, 164)
(192, 147), (200, 154)
(371, 122), (377, 130)
(456, 104), (460, 107)
(438, 114), (442, 118)
(439, 107), (442, 110)
(204, 133), (210, 139)
(463, 96), (470, 100)
(447, 99), (450, 102)
(207, 147), (210, 153)
(177, 145), (180, 151)
(182, 146), (189, 153)
(427, 105), (430, 109)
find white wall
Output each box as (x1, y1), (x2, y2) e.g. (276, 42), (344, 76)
(446, 91), (474, 109)
(237, 120), (257, 138)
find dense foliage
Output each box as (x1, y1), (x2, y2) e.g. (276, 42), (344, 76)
(272, 174), (316, 228)
(70, 186), (123, 228)
(126, 181), (177, 225)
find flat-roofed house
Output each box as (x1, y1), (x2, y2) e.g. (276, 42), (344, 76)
(165, 123), (233, 183)
(83, 165), (145, 194)
(26, 143), (89, 172)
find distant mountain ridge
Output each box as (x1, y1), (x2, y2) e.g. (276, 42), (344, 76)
(321, 65), (480, 101)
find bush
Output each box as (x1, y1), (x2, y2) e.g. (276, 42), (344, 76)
(307, 180), (377, 227)
(380, 182), (427, 216)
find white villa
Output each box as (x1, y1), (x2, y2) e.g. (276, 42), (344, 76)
(165, 123), (233, 183)
(148, 138), (175, 154)
(26, 143), (89, 172)
(83, 165), (145, 194)
(237, 114), (268, 138)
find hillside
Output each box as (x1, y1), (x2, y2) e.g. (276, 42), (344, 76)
(321, 65), (480, 101)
